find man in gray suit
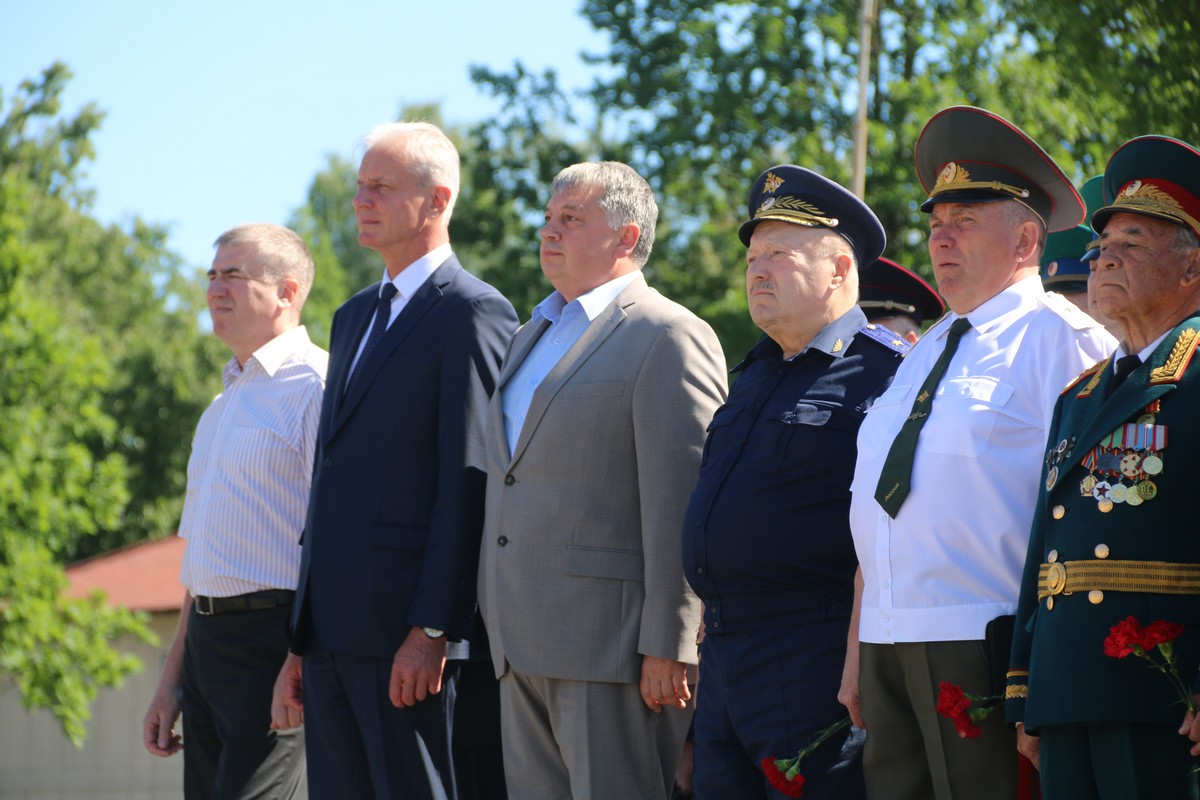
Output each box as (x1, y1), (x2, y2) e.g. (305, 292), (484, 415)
(477, 161), (727, 798)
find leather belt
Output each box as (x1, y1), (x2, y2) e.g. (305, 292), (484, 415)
(194, 589), (295, 616)
(1038, 559), (1200, 601)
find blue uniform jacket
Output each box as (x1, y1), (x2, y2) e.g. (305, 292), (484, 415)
(683, 306), (908, 635)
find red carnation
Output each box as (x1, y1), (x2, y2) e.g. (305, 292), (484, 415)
(1103, 616), (1144, 659)
(1139, 620), (1184, 650)
(935, 681), (997, 739)
(761, 757), (806, 797)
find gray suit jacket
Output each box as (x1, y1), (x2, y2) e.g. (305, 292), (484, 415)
(477, 273), (727, 683)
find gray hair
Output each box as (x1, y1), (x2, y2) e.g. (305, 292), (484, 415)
(1171, 222), (1200, 253)
(1003, 199), (1047, 262)
(213, 223), (315, 306)
(362, 121), (461, 218)
(550, 161), (659, 267)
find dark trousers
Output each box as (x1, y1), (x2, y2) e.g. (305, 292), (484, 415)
(859, 640), (1015, 800)
(181, 601), (305, 800)
(449, 658), (507, 800)
(300, 637), (455, 800)
(1039, 722), (1199, 799)
(693, 621), (866, 800)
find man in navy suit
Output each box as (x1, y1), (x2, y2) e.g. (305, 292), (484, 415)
(274, 121), (518, 799)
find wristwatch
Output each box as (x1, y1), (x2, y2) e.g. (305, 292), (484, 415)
(422, 627), (445, 639)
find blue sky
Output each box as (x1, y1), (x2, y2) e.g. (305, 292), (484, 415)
(1, 0), (606, 272)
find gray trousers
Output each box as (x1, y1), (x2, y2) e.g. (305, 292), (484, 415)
(498, 667), (693, 800)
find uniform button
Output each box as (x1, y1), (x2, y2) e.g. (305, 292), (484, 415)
(882, 581), (890, 590)
(882, 629), (891, 638)
(1094, 543), (1110, 559)
(323, 458), (333, 468)
(1046, 597), (1055, 611)
(504, 474), (515, 486)
(1052, 505), (1066, 519)
(1047, 549), (1059, 563)
(696, 567), (704, 574)
(882, 614), (890, 622)
(1089, 590), (1104, 604)
(497, 535), (508, 546)
(711, 622), (719, 629)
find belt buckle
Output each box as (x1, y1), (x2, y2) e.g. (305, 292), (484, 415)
(195, 595), (214, 615)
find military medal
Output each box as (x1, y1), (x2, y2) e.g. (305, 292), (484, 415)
(1080, 474), (1098, 496)
(1109, 483), (1127, 503)
(1076, 407), (1168, 511)
(1044, 437), (1074, 493)
(1045, 466), (1058, 491)
(1098, 497), (1114, 513)
(1143, 454), (1163, 475)
(1125, 490), (1144, 507)
(1137, 479), (1158, 501)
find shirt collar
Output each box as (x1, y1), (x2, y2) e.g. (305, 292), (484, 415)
(1114, 330), (1172, 366)
(380, 243), (452, 300)
(739, 305), (868, 369)
(223, 325), (313, 386)
(933, 273), (1042, 340)
(530, 271), (641, 325)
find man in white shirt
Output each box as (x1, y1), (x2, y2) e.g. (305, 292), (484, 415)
(839, 106), (1116, 800)
(143, 223), (326, 799)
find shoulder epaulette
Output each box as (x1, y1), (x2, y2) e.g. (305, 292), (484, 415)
(859, 323), (912, 355)
(1149, 326), (1200, 385)
(1038, 291), (1102, 332)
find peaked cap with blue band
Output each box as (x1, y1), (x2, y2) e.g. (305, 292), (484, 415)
(915, 105), (1085, 233)
(739, 164), (886, 266)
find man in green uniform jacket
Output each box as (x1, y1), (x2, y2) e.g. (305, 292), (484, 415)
(1007, 134), (1200, 799)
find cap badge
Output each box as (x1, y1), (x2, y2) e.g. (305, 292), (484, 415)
(1111, 179), (1200, 237)
(938, 161), (968, 187)
(763, 172), (784, 194)
(1047, 261), (1058, 276)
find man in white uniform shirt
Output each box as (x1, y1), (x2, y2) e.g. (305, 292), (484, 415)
(839, 107), (1116, 800)
(143, 223), (326, 799)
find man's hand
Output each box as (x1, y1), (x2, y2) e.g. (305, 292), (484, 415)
(1179, 699), (1200, 756)
(271, 652), (304, 730)
(640, 655), (691, 712)
(1016, 722), (1040, 770)
(389, 627), (448, 708)
(143, 682), (183, 757)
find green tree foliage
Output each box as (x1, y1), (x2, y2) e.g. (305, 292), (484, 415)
(0, 63), (158, 745)
(460, 0), (1187, 360)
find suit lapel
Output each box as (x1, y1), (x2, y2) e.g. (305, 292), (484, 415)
(329, 261), (456, 440)
(506, 278), (649, 466)
(489, 318), (551, 466)
(327, 291), (376, 423)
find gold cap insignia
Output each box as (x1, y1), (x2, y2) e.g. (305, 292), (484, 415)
(1111, 180), (1200, 236)
(763, 172), (784, 194)
(754, 195), (838, 228)
(930, 160), (1031, 200)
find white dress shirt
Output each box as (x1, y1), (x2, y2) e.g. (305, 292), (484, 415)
(344, 243), (450, 385)
(179, 325), (328, 597)
(849, 275), (1117, 643)
(501, 271), (640, 457)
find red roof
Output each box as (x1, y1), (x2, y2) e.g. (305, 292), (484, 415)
(66, 535), (186, 613)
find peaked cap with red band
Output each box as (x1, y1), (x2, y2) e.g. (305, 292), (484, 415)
(1092, 135), (1200, 239)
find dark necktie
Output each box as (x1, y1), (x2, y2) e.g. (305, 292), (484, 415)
(345, 282), (398, 395)
(874, 317), (973, 518)
(1107, 354), (1141, 398)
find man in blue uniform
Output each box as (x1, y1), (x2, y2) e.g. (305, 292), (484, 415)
(683, 165), (908, 799)
(1007, 135), (1200, 798)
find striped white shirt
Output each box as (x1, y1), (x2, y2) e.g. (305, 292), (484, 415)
(179, 325), (328, 597)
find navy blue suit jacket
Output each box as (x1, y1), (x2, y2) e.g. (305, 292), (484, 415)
(291, 255), (517, 659)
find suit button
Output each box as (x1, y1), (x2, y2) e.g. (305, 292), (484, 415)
(504, 474), (515, 486)
(322, 458), (333, 468)
(498, 536), (508, 546)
